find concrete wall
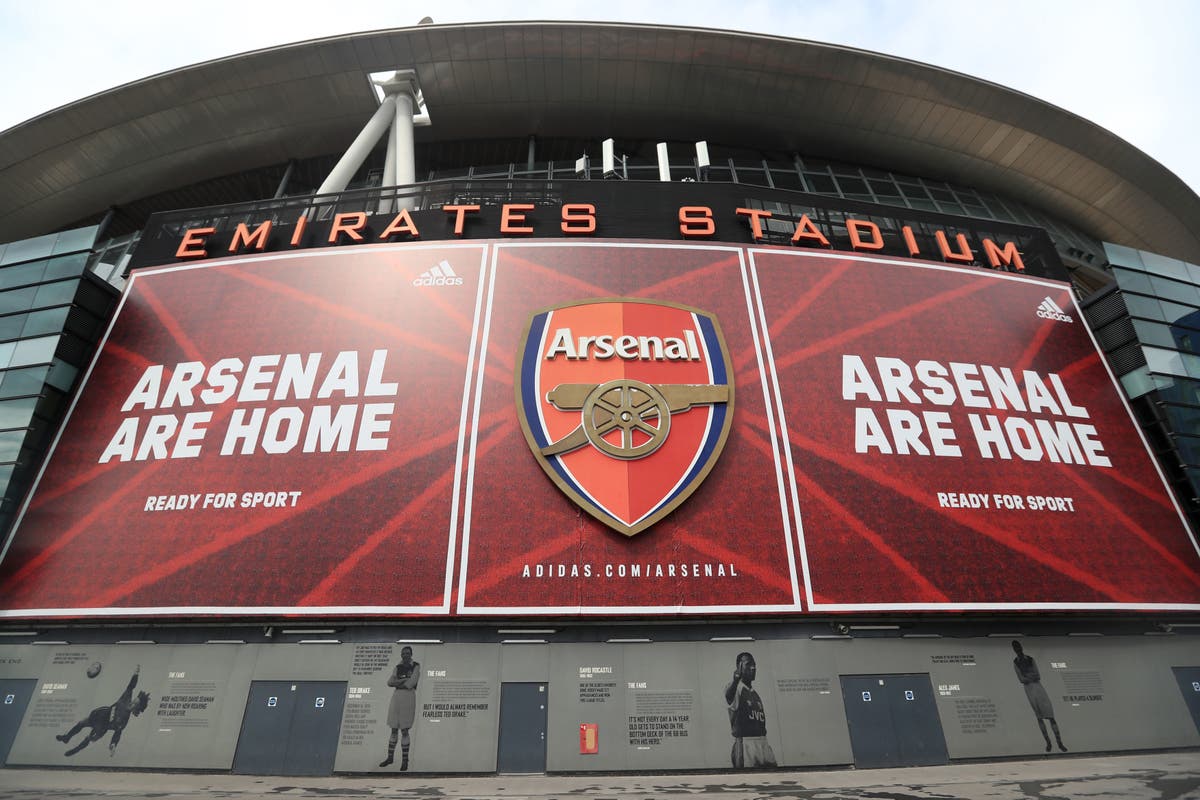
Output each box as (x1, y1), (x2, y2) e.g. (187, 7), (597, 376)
(1, 633), (1197, 773)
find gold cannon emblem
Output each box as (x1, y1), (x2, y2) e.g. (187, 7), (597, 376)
(540, 378), (730, 460)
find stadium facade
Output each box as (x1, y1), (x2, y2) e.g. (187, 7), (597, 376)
(0, 21), (1198, 775)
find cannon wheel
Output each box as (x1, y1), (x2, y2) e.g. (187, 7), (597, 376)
(581, 379), (671, 459)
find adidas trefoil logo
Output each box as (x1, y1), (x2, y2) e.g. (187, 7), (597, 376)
(1036, 296), (1073, 323)
(413, 260), (464, 287)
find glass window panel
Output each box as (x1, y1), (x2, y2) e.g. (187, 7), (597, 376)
(769, 169), (804, 191)
(1176, 435), (1200, 466)
(51, 226), (98, 254)
(1150, 275), (1200, 306)
(1165, 405), (1200, 437)
(0, 287), (37, 315)
(0, 366), (50, 398)
(980, 197), (1016, 222)
(1132, 319), (1182, 349)
(1005, 203), (1036, 225)
(1183, 352), (1200, 381)
(1103, 242), (1145, 268)
(0, 314), (26, 342)
(33, 280), (76, 308)
(803, 173), (836, 194)
(1113, 267), (1154, 294)
(0, 260), (48, 289)
(1151, 374), (1200, 404)
(0, 430), (24, 462)
(10, 336), (58, 367)
(0, 397), (37, 430)
(21, 307), (69, 338)
(1173, 308), (1200, 332)
(46, 359), (78, 392)
(868, 179), (901, 198)
(0, 463), (13, 486)
(1141, 250), (1190, 281)
(1122, 293), (1165, 321)
(42, 252), (88, 281)
(837, 176), (869, 195)
(1118, 366), (1154, 399)
(1160, 299), (1198, 325)
(704, 166), (733, 183)
(0, 235), (55, 267)
(1144, 346), (1187, 377)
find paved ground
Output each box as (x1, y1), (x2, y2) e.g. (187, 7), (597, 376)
(1, 752), (1199, 800)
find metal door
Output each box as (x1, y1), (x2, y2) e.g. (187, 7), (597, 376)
(496, 682), (547, 773)
(233, 681), (347, 775)
(840, 675), (899, 768)
(840, 674), (948, 768)
(282, 682), (346, 776)
(1173, 666), (1200, 735)
(0, 679), (35, 766)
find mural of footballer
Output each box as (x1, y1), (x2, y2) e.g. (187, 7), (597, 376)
(379, 646), (420, 770)
(1012, 640), (1068, 753)
(723, 652), (777, 768)
(55, 665), (150, 756)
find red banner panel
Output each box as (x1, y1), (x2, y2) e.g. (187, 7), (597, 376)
(0, 245), (488, 615)
(458, 243), (801, 614)
(749, 249), (1200, 609)
(1, 240), (1196, 617)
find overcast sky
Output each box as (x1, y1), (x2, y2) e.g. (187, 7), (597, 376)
(1, 0), (1196, 194)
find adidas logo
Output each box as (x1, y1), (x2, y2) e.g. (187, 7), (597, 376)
(412, 260), (464, 287)
(1036, 296), (1073, 323)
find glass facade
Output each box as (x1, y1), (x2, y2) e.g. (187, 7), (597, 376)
(416, 145), (1107, 267)
(0, 227), (120, 538)
(1084, 243), (1200, 518)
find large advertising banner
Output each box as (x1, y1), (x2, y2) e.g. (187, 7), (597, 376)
(749, 249), (1200, 609)
(457, 242), (802, 613)
(0, 239), (1196, 617)
(0, 244), (488, 615)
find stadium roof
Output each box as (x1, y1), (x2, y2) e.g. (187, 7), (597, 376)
(1, 21), (1197, 262)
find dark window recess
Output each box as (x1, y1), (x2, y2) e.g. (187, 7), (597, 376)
(1093, 317), (1136, 352)
(1107, 341), (1149, 376)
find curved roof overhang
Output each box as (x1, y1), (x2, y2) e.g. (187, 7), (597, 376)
(0, 21), (1197, 263)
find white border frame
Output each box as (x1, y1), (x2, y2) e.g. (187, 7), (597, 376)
(456, 241), (803, 615)
(0, 243), (491, 618)
(748, 247), (1200, 612)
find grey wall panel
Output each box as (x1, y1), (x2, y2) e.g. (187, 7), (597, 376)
(137, 644), (257, 769)
(626, 642), (708, 770)
(762, 638), (854, 767)
(546, 643), (627, 771)
(2, 634), (1198, 773)
(7, 644), (256, 770)
(8, 645), (166, 767)
(0, 645), (49, 679)
(251, 644), (350, 679)
(500, 642), (550, 682)
(333, 643), (500, 774)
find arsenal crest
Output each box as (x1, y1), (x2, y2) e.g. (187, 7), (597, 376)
(516, 298), (734, 536)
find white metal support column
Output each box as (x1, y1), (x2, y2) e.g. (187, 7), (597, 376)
(318, 69), (426, 211)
